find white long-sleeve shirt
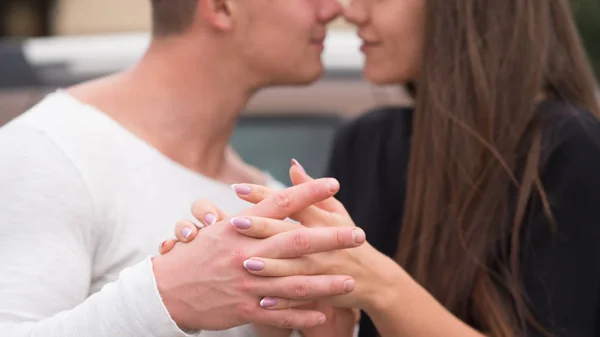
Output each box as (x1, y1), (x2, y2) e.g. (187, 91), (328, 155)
(0, 91), (284, 337)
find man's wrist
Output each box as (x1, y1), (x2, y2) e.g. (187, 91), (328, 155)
(152, 255), (195, 332)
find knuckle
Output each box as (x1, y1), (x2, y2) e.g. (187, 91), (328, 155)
(306, 183), (322, 200)
(231, 249), (249, 267)
(272, 190), (293, 209)
(290, 230), (311, 252)
(277, 313), (295, 329)
(291, 279), (311, 299)
(235, 278), (254, 293)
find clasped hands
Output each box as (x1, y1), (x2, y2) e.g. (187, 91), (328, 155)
(156, 162), (383, 334)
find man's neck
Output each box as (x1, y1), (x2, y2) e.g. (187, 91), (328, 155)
(68, 39), (256, 180)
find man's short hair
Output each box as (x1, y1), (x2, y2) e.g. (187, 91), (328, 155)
(150, 0), (198, 36)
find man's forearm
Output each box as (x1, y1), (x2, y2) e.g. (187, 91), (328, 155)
(2, 258), (194, 337)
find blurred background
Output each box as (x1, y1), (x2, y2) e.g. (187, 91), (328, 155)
(0, 0), (598, 184)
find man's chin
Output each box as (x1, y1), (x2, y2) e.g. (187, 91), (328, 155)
(282, 66), (324, 86)
(263, 74), (323, 88)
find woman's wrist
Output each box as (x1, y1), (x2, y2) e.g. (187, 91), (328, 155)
(361, 272), (487, 337)
(357, 245), (408, 313)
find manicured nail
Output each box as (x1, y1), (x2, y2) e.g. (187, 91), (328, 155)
(243, 259), (265, 272)
(352, 228), (366, 244)
(231, 217), (252, 230)
(231, 184), (252, 196)
(327, 178), (340, 192)
(343, 279), (355, 292)
(260, 297), (277, 308)
(291, 158), (306, 173)
(181, 227), (192, 239)
(204, 213), (217, 226)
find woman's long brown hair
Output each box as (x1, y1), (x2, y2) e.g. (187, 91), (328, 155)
(396, 0), (600, 336)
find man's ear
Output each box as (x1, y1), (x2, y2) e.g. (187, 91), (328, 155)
(200, 0), (235, 31)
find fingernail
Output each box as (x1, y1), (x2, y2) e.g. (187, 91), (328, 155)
(343, 279), (355, 292)
(243, 259), (265, 272)
(181, 227), (192, 239)
(159, 241), (166, 251)
(260, 297), (277, 308)
(204, 213), (217, 226)
(291, 158), (306, 173)
(231, 217), (252, 230)
(352, 228), (366, 244)
(231, 184), (252, 196)
(317, 315), (326, 325)
(327, 178), (340, 192)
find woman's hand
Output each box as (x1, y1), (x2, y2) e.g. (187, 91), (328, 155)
(229, 160), (405, 310)
(297, 301), (360, 337)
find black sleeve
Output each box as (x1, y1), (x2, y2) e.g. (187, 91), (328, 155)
(324, 106), (413, 218)
(324, 118), (357, 206)
(521, 121), (600, 337)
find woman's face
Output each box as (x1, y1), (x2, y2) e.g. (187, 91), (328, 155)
(343, 0), (426, 85)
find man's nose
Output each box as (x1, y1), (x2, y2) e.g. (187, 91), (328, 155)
(318, 0), (343, 24)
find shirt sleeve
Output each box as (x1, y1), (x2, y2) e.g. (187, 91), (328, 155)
(520, 122), (600, 337)
(0, 124), (198, 337)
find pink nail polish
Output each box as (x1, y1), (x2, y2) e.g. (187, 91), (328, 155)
(181, 227), (192, 239)
(231, 184), (252, 196)
(204, 213), (217, 226)
(230, 217), (252, 230)
(243, 259), (265, 271)
(260, 297), (277, 308)
(291, 158), (306, 173)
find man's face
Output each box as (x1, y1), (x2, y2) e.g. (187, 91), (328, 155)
(235, 0), (343, 87)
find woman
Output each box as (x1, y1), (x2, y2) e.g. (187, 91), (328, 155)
(163, 0), (600, 336)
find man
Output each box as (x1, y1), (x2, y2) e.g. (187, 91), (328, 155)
(0, 0), (355, 336)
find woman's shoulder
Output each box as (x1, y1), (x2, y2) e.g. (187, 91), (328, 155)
(534, 99), (600, 211)
(326, 106), (414, 206)
(537, 99), (600, 176)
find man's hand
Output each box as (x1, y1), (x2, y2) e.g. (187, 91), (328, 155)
(152, 178), (367, 332)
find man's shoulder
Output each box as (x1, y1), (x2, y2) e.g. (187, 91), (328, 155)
(0, 91), (128, 186)
(2, 90), (129, 166)
(5, 90), (97, 136)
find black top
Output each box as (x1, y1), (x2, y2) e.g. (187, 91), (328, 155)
(326, 100), (600, 337)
